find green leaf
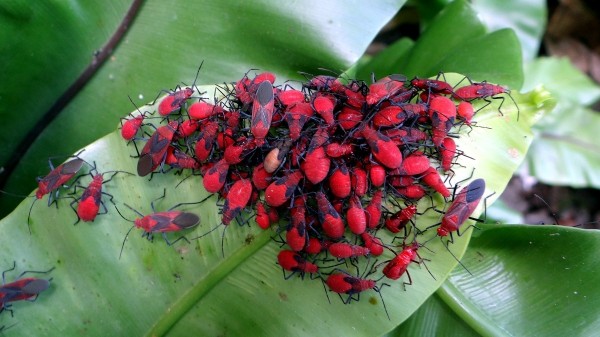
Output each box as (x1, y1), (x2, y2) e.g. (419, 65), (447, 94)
(443, 223), (600, 336)
(400, 0), (486, 78)
(354, 37), (414, 81)
(0, 74), (549, 335)
(470, 0), (547, 61)
(394, 223), (600, 336)
(485, 198), (525, 224)
(385, 293), (480, 337)
(527, 106), (600, 188)
(522, 57), (600, 104)
(0, 0), (406, 217)
(356, 0), (524, 89)
(523, 57), (600, 188)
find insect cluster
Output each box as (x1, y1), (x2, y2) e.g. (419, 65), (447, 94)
(118, 69), (504, 315)
(20, 68), (508, 320)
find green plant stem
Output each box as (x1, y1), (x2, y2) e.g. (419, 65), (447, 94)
(146, 229), (273, 337)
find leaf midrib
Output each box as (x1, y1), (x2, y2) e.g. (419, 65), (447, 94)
(145, 229), (273, 336)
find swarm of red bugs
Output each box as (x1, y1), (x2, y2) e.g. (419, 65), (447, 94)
(120, 69), (511, 316)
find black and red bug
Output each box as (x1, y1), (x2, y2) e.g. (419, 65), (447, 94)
(360, 126), (403, 169)
(436, 178), (486, 238)
(0, 262), (54, 317)
(366, 74), (407, 106)
(251, 80), (275, 145)
(116, 189), (207, 258)
(277, 250), (319, 279)
(28, 153), (88, 231)
(346, 194), (367, 235)
(380, 241), (433, 286)
(328, 242), (370, 260)
(157, 62), (204, 116)
(70, 166), (133, 224)
(410, 76), (454, 96)
(325, 264), (390, 320)
(452, 80), (519, 118)
(265, 171), (303, 207)
(315, 191), (345, 240)
(137, 121), (179, 177)
(287, 196), (308, 252)
(221, 179), (253, 226)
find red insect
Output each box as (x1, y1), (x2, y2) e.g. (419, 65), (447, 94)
(328, 242), (369, 259)
(0, 262), (54, 317)
(360, 126), (403, 169)
(372, 105), (407, 128)
(336, 106), (363, 130)
(277, 89), (306, 107)
(158, 87), (194, 116)
(284, 102), (313, 140)
(194, 121), (219, 162)
(457, 101), (475, 125)
(325, 269), (390, 319)
(328, 164), (351, 199)
(251, 163), (273, 190)
(368, 164), (386, 188)
(223, 138), (255, 165)
(156, 64), (203, 116)
(391, 151), (430, 176)
(303, 237), (328, 255)
(360, 232), (384, 256)
(165, 147), (200, 170)
(188, 101), (225, 120)
(384, 205), (417, 235)
(439, 137), (456, 172)
(71, 169), (132, 224)
(251, 80), (275, 145)
(393, 184), (426, 200)
(366, 74), (407, 105)
(255, 202), (270, 230)
(35, 157), (86, 201)
(302, 146), (331, 185)
(342, 82), (366, 108)
(346, 195), (367, 235)
(137, 121), (179, 177)
(325, 142), (353, 158)
(311, 92), (337, 126)
(350, 167), (368, 197)
(316, 192), (345, 240)
(28, 155), (87, 231)
(453, 81), (519, 117)
(195, 179), (253, 257)
(428, 96), (457, 147)
(365, 190), (383, 229)
(307, 126), (330, 152)
(287, 197), (308, 251)
(437, 178), (486, 238)
(202, 159), (230, 193)
(265, 171), (303, 207)
(277, 250), (318, 279)
(120, 101), (153, 141)
(159, 88), (193, 117)
(381, 242), (425, 286)
(175, 119), (200, 140)
(221, 179), (253, 225)
(421, 167), (451, 198)
(121, 115), (145, 141)
(410, 77), (454, 95)
(263, 139), (293, 173)
(305, 75), (344, 92)
(117, 189), (204, 258)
